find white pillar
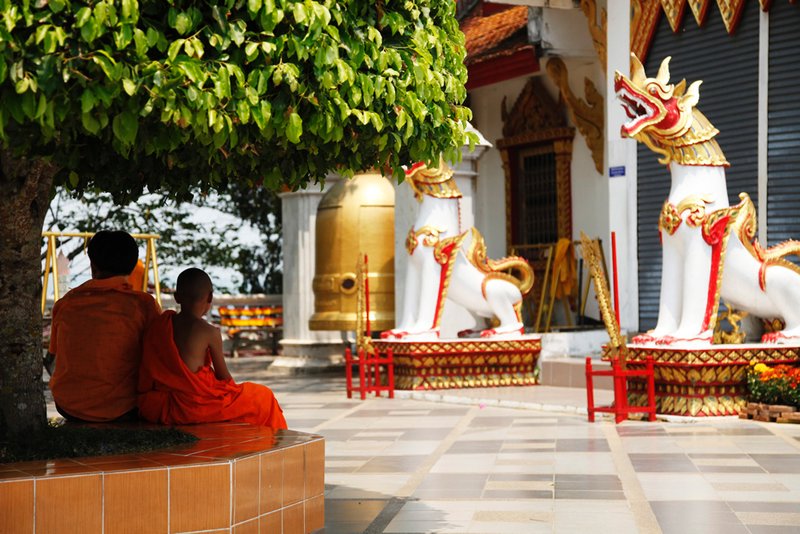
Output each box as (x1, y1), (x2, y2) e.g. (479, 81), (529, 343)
(274, 179), (346, 372)
(605, 0), (639, 332)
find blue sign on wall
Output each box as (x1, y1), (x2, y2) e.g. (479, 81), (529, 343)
(609, 166), (626, 177)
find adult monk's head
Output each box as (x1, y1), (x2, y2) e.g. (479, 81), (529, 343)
(88, 231), (139, 279)
(175, 268), (213, 307)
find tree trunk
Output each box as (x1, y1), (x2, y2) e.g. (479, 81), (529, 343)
(0, 150), (57, 440)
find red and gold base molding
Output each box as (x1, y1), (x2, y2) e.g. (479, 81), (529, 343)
(374, 337), (542, 390)
(604, 344), (800, 417)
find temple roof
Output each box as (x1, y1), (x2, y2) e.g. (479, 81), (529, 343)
(460, 4), (538, 90)
(462, 5), (531, 66)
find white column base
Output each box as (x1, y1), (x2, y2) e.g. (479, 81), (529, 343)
(270, 339), (347, 374)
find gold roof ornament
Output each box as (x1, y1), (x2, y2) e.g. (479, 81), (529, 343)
(405, 160), (462, 202)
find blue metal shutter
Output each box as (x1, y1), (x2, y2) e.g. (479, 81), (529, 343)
(767, 3), (800, 246)
(636, 1), (759, 330)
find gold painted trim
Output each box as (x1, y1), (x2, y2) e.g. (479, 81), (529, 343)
(580, 0), (607, 69)
(405, 225), (445, 256)
(431, 232), (468, 329)
(405, 160), (462, 201)
(464, 228), (535, 298)
(688, 0), (711, 25)
(374, 337), (542, 355)
(580, 232), (627, 361)
(660, 0), (688, 32)
(546, 58), (604, 175)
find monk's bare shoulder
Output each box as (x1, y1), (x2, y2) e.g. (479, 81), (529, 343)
(199, 319), (222, 341)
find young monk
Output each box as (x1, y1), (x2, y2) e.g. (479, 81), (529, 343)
(48, 230), (160, 422)
(138, 268), (287, 428)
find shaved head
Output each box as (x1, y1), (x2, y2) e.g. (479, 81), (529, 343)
(175, 268), (213, 303)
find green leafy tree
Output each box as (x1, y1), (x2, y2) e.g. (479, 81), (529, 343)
(0, 0), (472, 438)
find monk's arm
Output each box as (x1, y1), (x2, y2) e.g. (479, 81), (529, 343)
(208, 326), (233, 382)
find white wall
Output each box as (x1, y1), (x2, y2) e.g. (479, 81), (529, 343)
(469, 76), (530, 259)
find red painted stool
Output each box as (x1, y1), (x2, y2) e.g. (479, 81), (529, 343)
(585, 356), (656, 423)
(345, 346), (395, 400)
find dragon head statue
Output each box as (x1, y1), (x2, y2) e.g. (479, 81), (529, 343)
(615, 54), (701, 143)
(614, 54), (726, 166)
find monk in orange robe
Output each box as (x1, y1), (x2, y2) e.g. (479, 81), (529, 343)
(138, 268), (287, 428)
(48, 231), (160, 422)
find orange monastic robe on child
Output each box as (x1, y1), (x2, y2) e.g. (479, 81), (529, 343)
(138, 311), (287, 428)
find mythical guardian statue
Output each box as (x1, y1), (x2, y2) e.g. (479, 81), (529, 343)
(381, 160), (534, 341)
(616, 54), (800, 346)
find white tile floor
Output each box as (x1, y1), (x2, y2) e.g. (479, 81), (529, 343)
(44, 358), (800, 533)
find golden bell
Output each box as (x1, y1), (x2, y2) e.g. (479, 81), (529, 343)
(309, 171), (395, 331)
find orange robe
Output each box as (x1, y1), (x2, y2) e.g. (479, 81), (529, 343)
(49, 276), (161, 421)
(129, 259), (146, 292)
(138, 311), (287, 428)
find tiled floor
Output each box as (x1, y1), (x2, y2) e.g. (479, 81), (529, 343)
(44, 358), (800, 533)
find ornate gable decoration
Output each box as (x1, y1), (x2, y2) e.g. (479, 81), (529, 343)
(631, 0), (662, 62)
(660, 0), (688, 32)
(688, 0), (711, 25)
(500, 77), (566, 140)
(633, 0), (751, 63)
(716, 0), (747, 33)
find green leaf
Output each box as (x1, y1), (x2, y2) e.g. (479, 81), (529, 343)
(146, 27), (160, 47)
(248, 0), (262, 13)
(80, 17), (99, 43)
(214, 67), (231, 99)
(122, 78), (136, 96)
(75, 7), (92, 27)
(236, 100), (251, 124)
(81, 112), (101, 134)
(167, 39), (185, 62)
(133, 28), (148, 55)
(286, 111), (302, 144)
(49, 0), (66, 13)
(112, 110), (139, 145)
(121, 0), (138, 22)
(293, 3), (307, 24)
(92, 53), (121, 81)
(35, 24), (49, 44)
(94, 3), (108, 26)
(174, 12), (193, 35)
(245, 42), (259, 60)
(0, 61), (6, 84)
(68, 171), (80, 188)
(15, 78), (29, 94)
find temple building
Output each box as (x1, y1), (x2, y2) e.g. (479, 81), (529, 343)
(279, 0), (800, 370)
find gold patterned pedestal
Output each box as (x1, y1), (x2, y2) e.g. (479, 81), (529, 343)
(374, 337), (542, 390)
(605, 345), (800, 417)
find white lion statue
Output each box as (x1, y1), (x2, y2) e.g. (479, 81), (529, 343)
(381, 160), (534, 341)
(616, 54), (800, 346)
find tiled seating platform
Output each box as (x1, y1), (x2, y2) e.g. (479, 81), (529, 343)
(0, 424), (324, 534)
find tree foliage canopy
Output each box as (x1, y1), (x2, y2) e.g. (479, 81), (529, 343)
(0, 0), (472, 199)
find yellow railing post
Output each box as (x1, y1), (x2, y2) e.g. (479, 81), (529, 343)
(41, 232), (162, 313)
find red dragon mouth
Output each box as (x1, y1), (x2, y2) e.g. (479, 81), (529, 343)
(615, 76), (663, 137)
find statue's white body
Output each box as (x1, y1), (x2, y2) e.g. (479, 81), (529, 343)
(384, 162), (533, 341)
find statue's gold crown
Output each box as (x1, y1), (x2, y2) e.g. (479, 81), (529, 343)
(405, 160), (462, 201)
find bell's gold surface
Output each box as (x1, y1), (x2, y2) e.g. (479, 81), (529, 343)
(310, 171), (395, 331)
